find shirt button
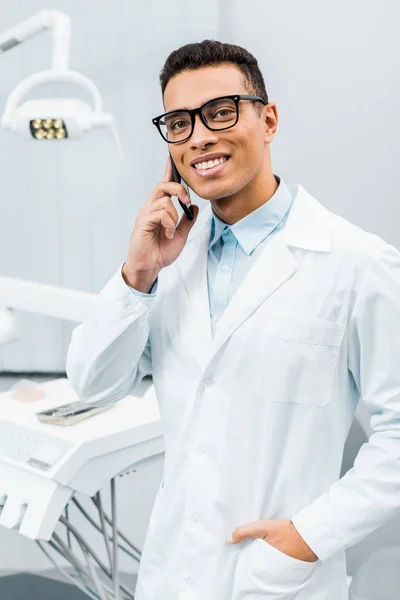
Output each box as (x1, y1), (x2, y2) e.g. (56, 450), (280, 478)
(221, 264), (230, 272)
(184, 575), (194, 586)
(188, 512), (198, 522)
(203, 379), (213, 388)
(193, 444), (204, 454)
(215, 320), (219, 328)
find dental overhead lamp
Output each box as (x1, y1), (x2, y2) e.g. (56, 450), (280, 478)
(0, 9), (123, 158)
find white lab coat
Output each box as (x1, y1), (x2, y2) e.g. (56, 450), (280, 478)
(66, 183), (400, 600)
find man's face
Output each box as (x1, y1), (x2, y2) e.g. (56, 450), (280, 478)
(163, 64), (277, 201)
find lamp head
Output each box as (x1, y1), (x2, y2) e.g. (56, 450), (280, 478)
(0, 70), (123, 158)
(2, 98), (114, 141)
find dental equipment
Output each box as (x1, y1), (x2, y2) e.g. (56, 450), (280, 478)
(0, 10), (123, 159)
(0, 378), (164, 600)
(0, 278), (164, 598)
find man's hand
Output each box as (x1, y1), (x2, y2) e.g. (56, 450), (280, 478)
(226, 519), (319, 563)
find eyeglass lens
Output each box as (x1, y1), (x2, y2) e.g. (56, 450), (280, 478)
(159, 97), (237, 142)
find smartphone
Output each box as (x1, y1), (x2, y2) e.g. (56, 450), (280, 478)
(35, 400), (113, 426)
(169, 151), (194, 221)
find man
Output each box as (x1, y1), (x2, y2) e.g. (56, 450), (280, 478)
(66, 40), (400, 599)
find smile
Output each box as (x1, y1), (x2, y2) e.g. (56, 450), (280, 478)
(191, 156), (230, 178)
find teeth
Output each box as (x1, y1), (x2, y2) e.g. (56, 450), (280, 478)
(194, 156), (228, 170)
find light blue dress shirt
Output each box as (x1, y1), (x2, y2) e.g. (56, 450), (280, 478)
(129, 175), (295, 338)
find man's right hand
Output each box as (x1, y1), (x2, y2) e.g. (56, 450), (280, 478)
(122, 155), (199, 291)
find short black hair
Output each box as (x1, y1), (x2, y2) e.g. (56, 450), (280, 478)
(159, 39), (268, 116)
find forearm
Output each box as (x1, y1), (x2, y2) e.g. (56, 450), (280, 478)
(66, 264), (155, 405)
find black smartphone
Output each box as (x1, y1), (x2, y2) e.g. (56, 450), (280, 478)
(169, 151), (194, 221)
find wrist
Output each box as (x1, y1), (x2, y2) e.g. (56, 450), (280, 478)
(121, 263), (159, 293)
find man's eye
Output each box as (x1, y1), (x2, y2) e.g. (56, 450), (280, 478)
(213, 109), (233, 118)
(171, 120), (189, 130)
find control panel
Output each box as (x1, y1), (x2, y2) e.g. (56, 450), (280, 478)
(0, 420), (71, 471)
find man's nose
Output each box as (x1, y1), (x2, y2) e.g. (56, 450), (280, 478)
(189, 112), (219, 147)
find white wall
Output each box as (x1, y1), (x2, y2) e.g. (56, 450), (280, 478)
(220, 0), (399, 246)
(219, 0), (400, 575)
(0, 0), (214, 371)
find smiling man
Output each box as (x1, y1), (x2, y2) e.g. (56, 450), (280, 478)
(67, 40), (400, 600)
(159, 62), (279, 226)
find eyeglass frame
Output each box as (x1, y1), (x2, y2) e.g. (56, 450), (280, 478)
(152, 94), (268, 143)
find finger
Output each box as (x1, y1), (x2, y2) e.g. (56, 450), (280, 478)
(148, 206), (176, 229)
(147, 201), (179, 237)
(153, 182), (190, 207)
(162, 154), (173, 183)
(153, 196), (179, 225)
(228, 520), (269, 544)
(158, 208), (178, 238)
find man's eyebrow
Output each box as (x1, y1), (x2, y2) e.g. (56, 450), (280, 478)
(164, 105), (190, 113)
(165, 95), (226, 113)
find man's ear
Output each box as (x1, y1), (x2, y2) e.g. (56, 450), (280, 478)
(263, 102), (278, 142)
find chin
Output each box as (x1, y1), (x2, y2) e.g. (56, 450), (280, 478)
(192, 180), (237, 201)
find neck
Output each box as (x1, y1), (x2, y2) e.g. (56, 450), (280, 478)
(210, 163), (278, 226)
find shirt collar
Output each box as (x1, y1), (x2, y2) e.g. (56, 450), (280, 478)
(208, 175), (293, 255)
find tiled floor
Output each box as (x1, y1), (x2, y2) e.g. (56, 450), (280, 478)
(0, 572), (92, 598)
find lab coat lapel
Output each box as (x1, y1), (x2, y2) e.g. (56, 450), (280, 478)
(176, 184), (331, 373)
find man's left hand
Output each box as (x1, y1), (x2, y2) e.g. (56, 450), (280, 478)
(226, 519), (318, 562)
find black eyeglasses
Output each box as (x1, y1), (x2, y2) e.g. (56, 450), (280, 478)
(152, 94), (267, 143)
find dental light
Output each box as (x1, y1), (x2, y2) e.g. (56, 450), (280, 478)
(0, 10), (123, 159)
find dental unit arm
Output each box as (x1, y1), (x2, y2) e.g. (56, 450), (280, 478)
(0, 9), (71, 70)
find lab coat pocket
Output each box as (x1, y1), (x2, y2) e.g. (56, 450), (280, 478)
(232, 538), (317, 599)
(255, 315), (345, 406)
(250, 538), (317, 582)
